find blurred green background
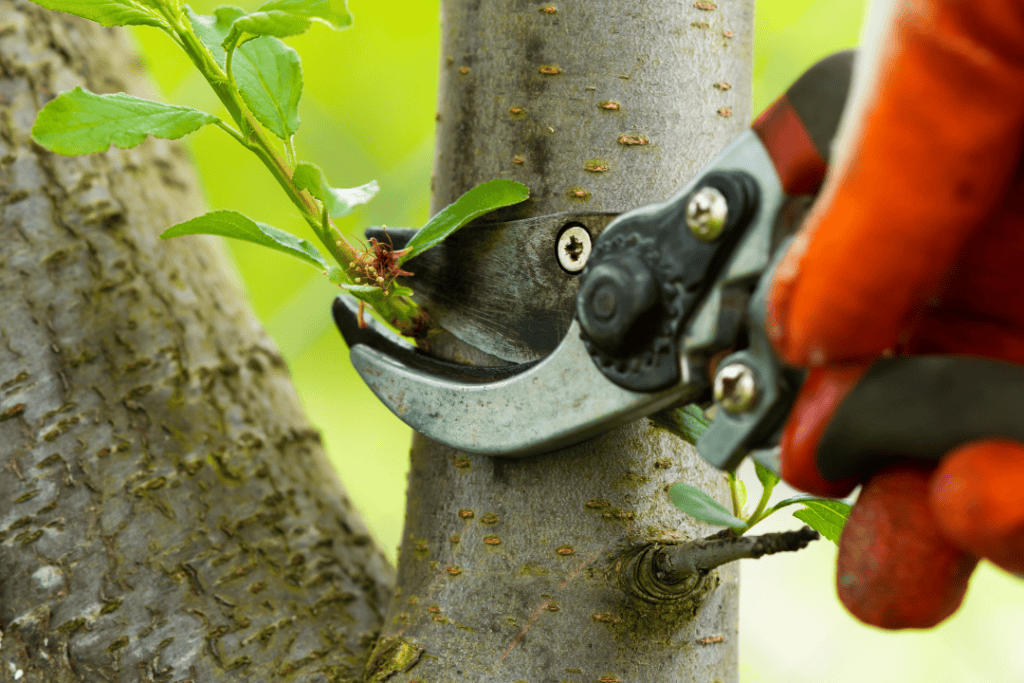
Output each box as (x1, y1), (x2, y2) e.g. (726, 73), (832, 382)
(129, 1), (1024, 681)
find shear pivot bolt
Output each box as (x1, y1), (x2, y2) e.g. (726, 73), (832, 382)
(714, 362), (758, 414)
(556, 224), (592, 273)
(577, 253), (658, 355)
(686, 186), (728, 241)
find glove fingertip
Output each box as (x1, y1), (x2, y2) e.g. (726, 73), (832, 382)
(930, 440), (1024, 574)
(838, 466), (979, 629)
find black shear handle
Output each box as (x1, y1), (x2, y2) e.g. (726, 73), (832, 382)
(817, 355), (1024, 481)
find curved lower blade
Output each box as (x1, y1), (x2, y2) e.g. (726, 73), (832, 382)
(334, 296), (694, 456)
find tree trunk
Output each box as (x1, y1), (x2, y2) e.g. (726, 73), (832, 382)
(0, 2), (393, 681)
(369, 2), (754, 682)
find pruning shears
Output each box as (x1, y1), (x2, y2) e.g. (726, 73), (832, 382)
(333, 50), (1024, 481)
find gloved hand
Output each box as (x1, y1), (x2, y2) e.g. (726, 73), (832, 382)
(766, 0), (1024, 629)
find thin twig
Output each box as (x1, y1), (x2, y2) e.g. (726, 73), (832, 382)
(653, 526), (820, 584)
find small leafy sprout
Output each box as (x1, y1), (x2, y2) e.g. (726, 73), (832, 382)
(26, 0), (529, 338)
(655, 404), (852, 543)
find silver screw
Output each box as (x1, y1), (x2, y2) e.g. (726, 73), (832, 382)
(556, 224), (592, 273)
(686, 186), (728, 241)
(714, 362), (759, 414)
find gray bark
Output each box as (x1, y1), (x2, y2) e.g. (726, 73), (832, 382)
(370, 1), (755, 682)
(0, 3), (392, 681)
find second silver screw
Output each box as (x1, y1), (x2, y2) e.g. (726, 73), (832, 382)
(686, 186), (728, 241)
(714, 362), (759, 414)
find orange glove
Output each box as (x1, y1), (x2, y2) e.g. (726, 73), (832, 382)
(767, 0), (1024, 629)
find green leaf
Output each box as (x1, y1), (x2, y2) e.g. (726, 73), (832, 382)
(186, 5), (245, 68)
(772, 496), (852, 544)
(326, 266), (346, 284)
(399, 179), (529, 263)
(669, 482), (747, 531)
(29, 0), (172, 29)
(221, 0), (352, 45)
(191, 4), (307, 139)
(31, 87), (217, 155)
(225, 11), (310, 43)
(292, 162), (378, 218)
(188, 5), (305, 137)
(233, 36), (302, 139)
(754, 459), (780, 491)
(258, 0), (351, 28)
(649, 403), (711, 445)
(161, 210), (326, 269)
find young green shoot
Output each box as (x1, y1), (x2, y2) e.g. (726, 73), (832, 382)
(655, 404), (852, 543)
(27, 0), (529, 338)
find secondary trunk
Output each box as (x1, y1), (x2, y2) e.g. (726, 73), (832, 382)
(367, 2), (754, 682)
(0, 2), (392, 681)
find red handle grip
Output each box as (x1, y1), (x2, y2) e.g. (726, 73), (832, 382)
(752, 50), (856, 195)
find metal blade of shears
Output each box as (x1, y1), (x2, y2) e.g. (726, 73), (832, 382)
(335, 128), (788, 456)
(334, 296), (696, 455)
(368, 212), (619, 363)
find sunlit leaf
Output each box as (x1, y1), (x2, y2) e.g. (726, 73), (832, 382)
(232, 36), (302, 139)
(31, 87), (217, 155)
(772, 495), (851, 544)
(399, 179), (529, 263)
(754, 459), (780, 490)
(258, 0), (351, 29)
(186, 5), (245, 68)
(732, 476), (747, 515)
(186, 7), (303, 138)
(161, 210), (326, 269)
(29, 0), (172, 29)
(221, 0), (352, 45)
(293, 161), (378, 218)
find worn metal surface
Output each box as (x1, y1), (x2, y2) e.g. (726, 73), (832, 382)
(400, 212), (618, 362)
(340, 302), (699, 455)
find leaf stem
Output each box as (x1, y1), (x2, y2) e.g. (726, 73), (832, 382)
(285, 136), (297, 167)
(224, 45), (237, 96)
(742, 475), (778, 533)
(213, 120), (247, 146)
(169, 16), (242, 125)
(728, 472), (743, 519)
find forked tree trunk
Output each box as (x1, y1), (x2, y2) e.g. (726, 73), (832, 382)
(0, 2), (392, 681)
(369, 2), (754, 682)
